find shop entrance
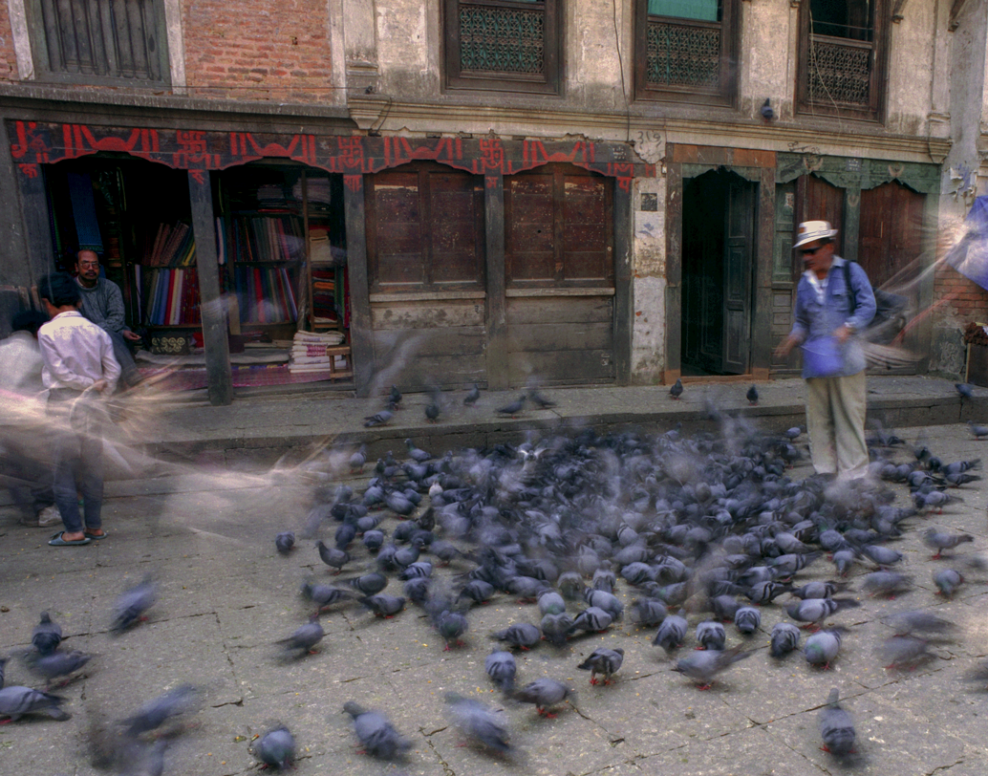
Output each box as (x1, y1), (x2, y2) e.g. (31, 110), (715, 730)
(681, 168), (756, 376)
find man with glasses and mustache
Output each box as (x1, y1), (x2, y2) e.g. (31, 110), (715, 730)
(774, 221), (876, 482)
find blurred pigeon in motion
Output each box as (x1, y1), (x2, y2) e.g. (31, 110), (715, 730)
(342, 572), (389, 597)
(111, 576), (157, 633)
(529, 389), (557, 409)
(496, 396), (526, 417)
(934, 568), (965, 597)
(301, 582), (352, 613)
(433, 609), (469, 650)
(316, 541), (351, 574)
(360, 595), (406, 618)
(956, 383), (974, 401)
(445, 693), (513, 755)
(343, 702), (411, 760)
(570, 606), (613, 634)
(760, 98), (774, 121)
(967, 420), (988, 439)
(32, 612), (62, 656)
(790, 581), (842, 600)
(786, 598), (859, 629)
(577, 648), (624, 685)
(963, 659), (988, 690)
(388, 385), (402, 407)
(26, 650), (91, 689)
(252, 726), (295, 770)
(672, 645), (752, 690)
(485, 650), (517, 693)
(513, 678), (574, 717)
(746, 385), (758, 405)
(464, 383), (481, 407)
(879, 635), (933, 671)
(425, 389), (442, 423)
(275, 532), (295, 555)
(276, 615), (324, 655)
(364, 410), (393, 428)
(785, 426), (801, 440)
(860, 544), (903, 568)
(819, 687), (856, 757)
(770, 622), (801, 658)
(654, 611), (688, 654)
(630, 598), (667, 627)
(0, 686), (69, 721)
(405, 438), (432, 463)
(862, 571), (912, 599)
(804, 629), (843, 669)
(883, 610), (956, 638)
(540, 613), (575, 647)
(123, 684), (200, 736)
(923, 528), (974, 559)
(349, 445), (367, 472)
(669, 379), (683, 400)
(491, 623), (541, 650)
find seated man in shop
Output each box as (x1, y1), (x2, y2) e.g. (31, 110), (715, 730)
(74, 249), (141, 388)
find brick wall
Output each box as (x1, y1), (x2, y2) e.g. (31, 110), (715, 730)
(934, 262), (988, 323)
(182, 0), (333, 100)
(0, 11), (18, 81)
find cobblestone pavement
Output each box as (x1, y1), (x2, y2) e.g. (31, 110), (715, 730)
(1, 421), (987, 776)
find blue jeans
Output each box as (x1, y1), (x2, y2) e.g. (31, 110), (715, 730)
(49, 395), (105, 534)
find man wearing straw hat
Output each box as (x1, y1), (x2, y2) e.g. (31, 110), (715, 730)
(774, 221), (876, 481)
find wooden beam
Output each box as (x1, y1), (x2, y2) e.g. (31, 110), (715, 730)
(613, 183), (633, 385)
(187, 171), (233, 406)
(343, 175), (374, 397)
(484, 174), (508, 390)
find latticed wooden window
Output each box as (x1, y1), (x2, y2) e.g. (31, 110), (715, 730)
(635, 0), (737, 105)
(797, 0), (888, 121)
(444, 0), (561, 94)
(26, 0), (171, 86)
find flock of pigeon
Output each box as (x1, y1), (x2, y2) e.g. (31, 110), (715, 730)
(3, 381), (988, 773)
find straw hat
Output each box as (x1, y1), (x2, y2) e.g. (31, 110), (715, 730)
(794, 220), (838, 249)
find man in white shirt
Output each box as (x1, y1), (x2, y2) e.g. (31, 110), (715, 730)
(37, 272), (120, 546)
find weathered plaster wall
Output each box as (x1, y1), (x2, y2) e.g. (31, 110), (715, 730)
(886, 5), (938, 136)
(0, 2), (20, 80)
(630, 174), (666, 384)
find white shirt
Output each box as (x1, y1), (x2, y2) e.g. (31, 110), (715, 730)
(37, 310), (121, 392)
(0, 331), (45, 395)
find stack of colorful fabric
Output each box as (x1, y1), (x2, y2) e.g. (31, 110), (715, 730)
(288, 330), (345, 373)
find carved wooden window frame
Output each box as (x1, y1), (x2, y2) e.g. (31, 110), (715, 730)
(796, 0), (889, 122)
(443, 0), (562, 95)
(633, 0), (739, 106)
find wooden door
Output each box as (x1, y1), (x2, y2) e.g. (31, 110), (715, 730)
(858, 180), (924, 290)
(722, 177), (754, 374)
(795, 174), (844, 272)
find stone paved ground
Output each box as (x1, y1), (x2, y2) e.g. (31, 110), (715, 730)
(1, 421), (987, 776)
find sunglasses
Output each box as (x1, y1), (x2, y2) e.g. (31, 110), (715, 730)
(800, 245), (825, 256)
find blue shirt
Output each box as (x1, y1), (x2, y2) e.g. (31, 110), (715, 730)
(790, 256), (877, 378)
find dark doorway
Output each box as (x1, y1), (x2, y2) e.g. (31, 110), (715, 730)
(681, 169), (756, 375)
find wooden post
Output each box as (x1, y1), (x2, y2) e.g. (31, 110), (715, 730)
(484, 174), (507, 390)
(343, 174), (374, 397)
(613, 182), (632, 385)
(187, 171), (233, 406)
(664, 160), (683, 381)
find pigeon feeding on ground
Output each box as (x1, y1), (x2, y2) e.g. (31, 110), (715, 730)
(786, 598), (859, 629)
(26, 650), (91, 689)
(360, 595), (406, 618)
(349, 445), (367, 472)
(364, 410), (393, 428)
(770, 622), (801, 658)
(425, 390), (441, 423)
(491, 623), (541, 650)
(529, 389), (557, 409)
(671, 645), (752, 690)
(513, 678), (574, 717)
(316, 541), (351, 573)
(654, 612), (688, 654)
(275, 532), (295, 555)
(343, 702), (411, 760)
(445, 693), (513, 755)
(819, 687), (856, 757)
(496, 396), (526, 417)
(696, 621), (726, 651)
(804, 629), (843, 669)
(276, 615), (324, 655)
(0, 686), (69, 722)
(301, 582), (352, 613)
(923, 529), (974, 559)
(577, 648), (624, 685)
(252, 726), (295, 770)
(31, 612), (62, 656)
(967, 421), (988, 438)
(934, 568), (965, 597)
(485, 650), (517, 693)
(111, 576), (157, 633)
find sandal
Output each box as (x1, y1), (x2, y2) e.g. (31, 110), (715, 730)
(84, 531), (108, 540)
(48, 532), (91, 547)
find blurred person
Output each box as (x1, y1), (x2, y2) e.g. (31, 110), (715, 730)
(774, 221), (876, 482)
(0, 310), (57, 526)
(37, 272), (120, 546)
(74, 249), (141, 387)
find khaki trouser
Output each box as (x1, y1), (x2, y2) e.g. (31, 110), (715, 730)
(805, 370), (869, 481)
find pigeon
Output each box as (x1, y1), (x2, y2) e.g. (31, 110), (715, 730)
(696, 620), (726, 651)
(276, 615), (325, 654)
(769, 622), (801, 658)
(538, 591), (566, 617)
(301, 582), (352, 612)
(923, 529), (974, 559)
(819, 687), (856, 756)
(803, 629), (843, 668)
(343, 702), (411, 760)
(434, 610), (469, 650)
(388, 385), (402, 406)
(879, 635), (932, 671)
(528, 389), (557, 409)
(570, 606), (613, 634)
(485, 650), (517, 693)
(513, 678), (574, 717)
(360, 595), (406, 618)
(785, 426), (801, 440)
(364, 410), (393, 428)
(490, 623), (541, 650)
(316, 541), (351, 573)
(629, 598), (667, 627)
(671, 645), (752, 689)
(445, 693), (512, 755)
(464, 383), (480, 406)
(458, 579), (495, 605)
(790, 581), (841, 600)
(653, 612), (688, 654)
(577, 648), (624, 685)
(883, 610), (956, 637)
(962, 659), (988, 690)
(540, 613), (576, 647)
(861, 571), (912, 598)
(934, 568), (964, 597)
(0, 686), (69, 721)
(786, 598), (859, 629)
(342, 572), (389, 596)
(760, 98), (774, 121)
(111, 576), (157, 632)
(404, 577), (431, 605)
(252, 726), (296, 770)
(275, 532), (295, 555)
(956, 383), (974, 400)
(26, 650), (91, 688)
(734, 606), (761, 635)
(123, 685), (200, 736)
(31, 612), (62, 656)
(0, 657), (6, 690)
(967, 420), (988, 439)
(746, 385), (758, 405)
(405, 438), (431, 463)
(860, 544), (903, 567)
(425, 394), (441, 423)
(669, 378), (683, 400)
(495, 396), (526, 416)
(584, 589), (624, 621)
(349, 445), (367, 472)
